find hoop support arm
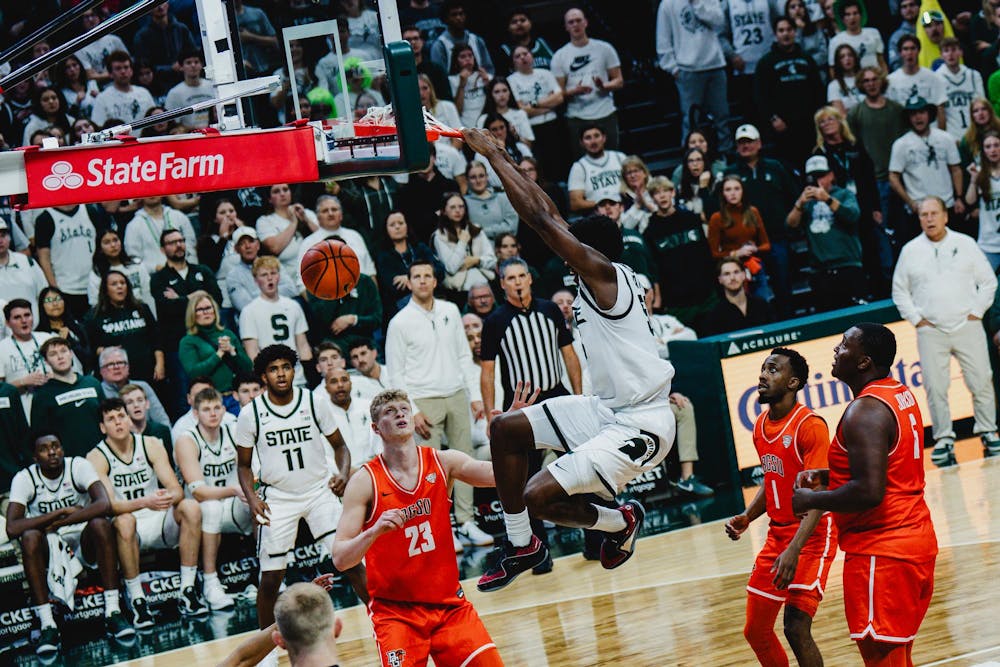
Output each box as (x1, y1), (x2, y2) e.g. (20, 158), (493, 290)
(0, 0), (105, 66)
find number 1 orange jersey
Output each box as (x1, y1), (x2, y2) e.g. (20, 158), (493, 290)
(829, 379), (938, 559)
(753, 403), (830, 525)
(362, 446), (465, 605)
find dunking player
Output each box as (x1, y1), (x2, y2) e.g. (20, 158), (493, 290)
(793, 324), (938, 666)
(6, 432), (133, 655)
(333, 387), (516, 667)
(235, 344), (367, 660)
(725, 348), (836, 667)
(462, 128), (676, 590)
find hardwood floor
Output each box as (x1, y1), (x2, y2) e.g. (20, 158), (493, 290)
(121, 454), (1000, 667)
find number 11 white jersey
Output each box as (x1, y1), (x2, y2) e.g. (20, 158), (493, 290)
(235, 387), (338, 493)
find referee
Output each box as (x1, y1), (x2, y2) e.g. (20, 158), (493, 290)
(481, 259), (582, 414)
(481, 258), (582, 573)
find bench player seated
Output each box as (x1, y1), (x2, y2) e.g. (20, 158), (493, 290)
(174, 387), (253, 611)
(87, 398), (208, 627)
(6, 432), (134, 655)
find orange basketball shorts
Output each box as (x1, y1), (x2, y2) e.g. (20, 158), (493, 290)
(842, 553), (935, 644)
(746, 515), (837, 617)
(370, 597), (502, 667)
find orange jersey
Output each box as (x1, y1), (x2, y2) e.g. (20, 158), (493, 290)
(753, 403), (830, 525)
(363, 447), (464, 605)
(829, 379), (938, 558)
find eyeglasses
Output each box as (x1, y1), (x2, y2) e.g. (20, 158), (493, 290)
(101, 360), (128, 369)
(43, 295), (63, 303)
(195, 305), (215, 313)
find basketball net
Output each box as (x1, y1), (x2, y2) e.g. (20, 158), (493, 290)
(348, 105), (463, 142)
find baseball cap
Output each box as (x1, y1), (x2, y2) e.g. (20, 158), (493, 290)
(903, 94), (934, 112)
(735, 124), (760, 141)
(804, 155), (830, 175)
(596, 192), (622, 204)
(232, 227), (258, 244)
(921, 10), (944, 25)
(0, 219), (9, 232)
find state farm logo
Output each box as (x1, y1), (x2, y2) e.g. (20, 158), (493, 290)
(42, 161), (84, 191)
(40, 152), (225, 190)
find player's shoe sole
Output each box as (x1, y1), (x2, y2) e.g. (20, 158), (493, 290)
(477, 536), (548, 592)
(600, 501), (646, 570)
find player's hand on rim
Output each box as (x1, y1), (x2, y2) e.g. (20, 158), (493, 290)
(725, 514), (749, 541)
(461, 127), (503, 156)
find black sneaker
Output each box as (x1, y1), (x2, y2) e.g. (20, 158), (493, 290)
(36, 627), (60, 656)
(105, 610), (135, 639)
(600, 500), (646, 570)
(178, 585), (209, 617)
(532, 551), (554, 575)
(477, 535), (548, 592)
(130, 597), (155, 629)
(981, 432), (1000, 458)
(930, 440), (956, 468)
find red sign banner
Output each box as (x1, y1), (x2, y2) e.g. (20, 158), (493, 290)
(15, 126), (320, 209)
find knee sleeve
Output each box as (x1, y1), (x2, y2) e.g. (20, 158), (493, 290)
(744, 595), (789, 667)
(201, 500), (223, 533)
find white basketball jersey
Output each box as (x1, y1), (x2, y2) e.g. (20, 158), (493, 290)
(572, 263), (674, 410)
(94, 435), (160, 502)
(190, 424), (239, 488)
(42, 206), (96, 293)
(726, 0), (775, 73)
(235, 387), (338, 492)
(937, 65), (984, 139)
(9, 457), (98, 517)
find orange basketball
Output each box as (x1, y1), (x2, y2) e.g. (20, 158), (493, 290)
(300, 239), (361, 300)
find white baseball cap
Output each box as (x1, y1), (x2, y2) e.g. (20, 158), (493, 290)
(232, 227), (258, 244)
(735, 124), (760, 141)
(804, 155), (831, 175)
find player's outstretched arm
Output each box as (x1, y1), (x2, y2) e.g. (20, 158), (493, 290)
(462, 128), (616, 299)
(438, 449), (494, 488)
(332, 470), (388, 571)
(792, 398), (890, 515)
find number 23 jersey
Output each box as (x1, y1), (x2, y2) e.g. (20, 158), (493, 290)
(236, 387), (338, 493)
(362, 447), (463, 605)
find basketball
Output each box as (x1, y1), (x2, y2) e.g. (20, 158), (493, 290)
(300, 239), (361, 300)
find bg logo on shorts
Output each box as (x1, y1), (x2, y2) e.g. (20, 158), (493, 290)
(386, 648), (406, 666)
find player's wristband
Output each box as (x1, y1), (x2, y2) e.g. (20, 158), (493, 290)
(188, 480), (206, 491)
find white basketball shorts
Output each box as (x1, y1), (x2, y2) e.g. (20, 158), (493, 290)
(257, 484), (342, 571)
(202, 496), (253, 535)
(130, 507), (180, 551)
(522, 394), (676, 500)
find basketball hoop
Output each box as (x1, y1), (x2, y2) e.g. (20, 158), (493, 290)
(350, 105), (464, 142)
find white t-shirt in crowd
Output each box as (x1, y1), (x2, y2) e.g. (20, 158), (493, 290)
(449, 74), (489, 128)
(888, 128), (961, 207)
(256, 209), (318, 290)
(886, 67), (947, 108)
(568, 150), (628, 203)
(550, 38), (621, 120)
(91, 85), (156, 127)
(238, 296), (309, 386)
(508, 68), (561, 125)
(828, 28), (884, 70)
(164, 78), (216, 129)
(827, 75), (863, 112)
(476, 108), (535, 143)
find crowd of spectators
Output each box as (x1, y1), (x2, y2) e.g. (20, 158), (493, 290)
(4, 0), (1000, 614)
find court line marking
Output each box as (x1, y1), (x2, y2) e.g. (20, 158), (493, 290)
(920, 644), (1000, 666)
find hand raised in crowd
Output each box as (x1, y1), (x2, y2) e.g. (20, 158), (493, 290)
(217, 335), (235, 357)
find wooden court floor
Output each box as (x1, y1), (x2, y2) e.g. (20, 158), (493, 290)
(115, 450), (1000, 667)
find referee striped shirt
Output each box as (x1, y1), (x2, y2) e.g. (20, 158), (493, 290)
(481, 298), (573, 407)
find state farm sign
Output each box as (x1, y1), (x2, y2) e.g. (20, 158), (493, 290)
(17, 126), (319, 209)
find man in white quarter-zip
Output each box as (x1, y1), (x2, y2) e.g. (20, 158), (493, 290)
(384, 260), (492, 551)
(891, 196), (1000, 467)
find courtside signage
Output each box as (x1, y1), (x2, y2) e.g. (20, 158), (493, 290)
(721, 320), (974, 470)
(16, 126), (319, 208)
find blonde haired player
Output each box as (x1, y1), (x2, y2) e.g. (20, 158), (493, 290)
(174, 387), (253, 610)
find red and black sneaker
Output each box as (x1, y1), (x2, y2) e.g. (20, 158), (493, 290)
(599, 500), (646, 570)
(477, 535), (549, 592)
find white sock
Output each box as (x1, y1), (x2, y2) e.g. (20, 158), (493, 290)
(503, 510), (533, 547)
(104, 589), (121, 616)
(204, 572), (219, 587)
(180, 565), (198, 589)
(125, 577), (144, 602)
(591, 504), (627, 533)
(34, 603), (55, 629)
